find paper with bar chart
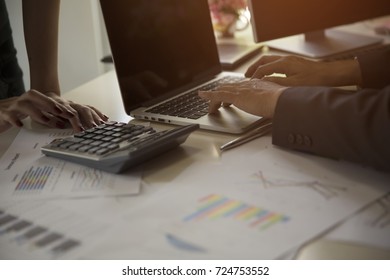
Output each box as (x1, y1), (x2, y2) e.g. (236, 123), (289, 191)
(97, 146), (390, 259)
(0, 128), (141, 201)
(81, 188), (296, 259)
(0, 200), (116, 259)
(89, 186), (301, 259)
(165, 193), (293, 257)
(182, 194), (290, 230)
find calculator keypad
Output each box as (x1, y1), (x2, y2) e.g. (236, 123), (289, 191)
(47, 121), (156, 157)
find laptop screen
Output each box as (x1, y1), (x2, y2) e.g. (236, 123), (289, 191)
(100, 0), (221, 113)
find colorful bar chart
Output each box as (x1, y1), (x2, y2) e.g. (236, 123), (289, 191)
(183, 194), (289, 230)
(15, 166), (53, 191)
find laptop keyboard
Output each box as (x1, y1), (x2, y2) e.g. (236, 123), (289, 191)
(146, 75), (243, 119)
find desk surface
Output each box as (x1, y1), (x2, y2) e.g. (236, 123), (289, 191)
(1, 72), (389, 260)
(65, 71), (390, 260)
(1, 17), (390, 260)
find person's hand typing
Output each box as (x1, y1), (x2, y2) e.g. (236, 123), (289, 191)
(245, 55), (362, 87)
(198, 79), (286, 118)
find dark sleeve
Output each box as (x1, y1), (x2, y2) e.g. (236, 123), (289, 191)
(357, 45), (390, 89)
(272, 85), (390, 172)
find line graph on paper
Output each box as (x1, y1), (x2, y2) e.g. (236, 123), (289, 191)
(369, 193), (390, 229)
(250, 170), (347, 200)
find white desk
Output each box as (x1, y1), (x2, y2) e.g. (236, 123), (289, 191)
(67, 71), (390, 260)
(1, 68), (388, 259)
(1, 17), (390, 260)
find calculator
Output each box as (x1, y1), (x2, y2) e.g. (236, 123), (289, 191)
(41, 121), (199, 173)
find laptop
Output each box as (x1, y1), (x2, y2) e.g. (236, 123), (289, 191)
(218, 42), (263, 70)
(100, 0), (264, 134)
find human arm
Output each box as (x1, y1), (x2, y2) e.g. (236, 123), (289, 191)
(199, 47), (390, 171)
(258, 48), (390, 171)
(199, 79), (390, 172)
(245, 55), (363, 87)
(0, 89), (75, 133)
(21, 0), (108, 131)
(22, 0), (60, 94)
(273, 85), (390, 172)
(245, 45), (390, 88)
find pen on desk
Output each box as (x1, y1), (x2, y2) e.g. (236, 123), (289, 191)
(220, 122), (272, 151)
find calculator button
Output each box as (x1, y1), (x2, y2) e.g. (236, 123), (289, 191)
(87, 147), (100, 154)
(78, 145), (92, 153)
(96, 148), (110, 155)
(90, 141), (104, 146)
(85, 127), (97, 133)
(68, 144), (83, 151)
(109, 137), (121, 143)
(99, 142), (111, 148)
(81, 139), (94, 145)
(107, 144), (119, 150)
(59, 142), (74, 149)
(101, 136), (114, 142)
(112, 132), (124, 137)
(74, 132), (87, 138)
(102, 131), (114, 136)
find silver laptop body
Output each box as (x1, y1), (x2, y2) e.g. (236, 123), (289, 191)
(100, 0), (263, 134)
